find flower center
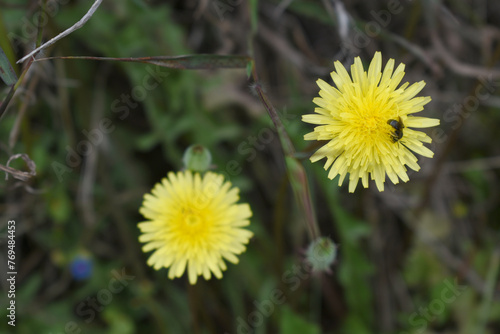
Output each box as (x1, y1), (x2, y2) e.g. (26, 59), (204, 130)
(345, 110), (395, 146)
(352, 113), (387, 139)
(362, 116), (381, 132)
(175, 206), (213, 242)
(184, 213), (201, 226)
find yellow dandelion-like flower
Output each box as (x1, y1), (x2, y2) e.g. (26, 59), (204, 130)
(138, 170), (253, 284)
(302, 51), (440, 192)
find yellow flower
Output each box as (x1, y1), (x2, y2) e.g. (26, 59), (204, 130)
(302, 52), (439, 192)
(138, 170), (253, 284)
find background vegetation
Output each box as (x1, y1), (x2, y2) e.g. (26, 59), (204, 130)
(1, 0), (499, 333)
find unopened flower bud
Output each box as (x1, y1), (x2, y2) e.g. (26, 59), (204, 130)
(182, 145), (212, 173)
(306, 237), (337, 272)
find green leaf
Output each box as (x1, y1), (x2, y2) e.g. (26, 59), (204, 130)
(280, 306), (320, 334)
(0, 46), (17, 86)
(103, 308), (136, 334)
(246, 60), (254, 79)
(47, 187), (72, 224)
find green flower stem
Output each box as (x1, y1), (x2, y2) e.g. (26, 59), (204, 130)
(251, 73), (319, 240)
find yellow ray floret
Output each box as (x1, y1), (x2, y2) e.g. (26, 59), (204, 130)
(138, 170), (253, 284)
(302, 52), (440, 192)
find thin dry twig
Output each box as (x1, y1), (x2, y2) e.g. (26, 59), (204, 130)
(385, 32), (442, 76)
(257, 22), (327, 76)
(431, 30), (500, 79)
(76, 64), (110, 227)
(408, 211), (489, 296)
(444, 156), (500, 173)
(428, 241), (487, 295)
(8, 71), (40, 148)
(1, 153), (36, 181)
(17, 0), (103, 64)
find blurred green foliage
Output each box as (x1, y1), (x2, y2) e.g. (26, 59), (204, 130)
(1, 0), (500, 334)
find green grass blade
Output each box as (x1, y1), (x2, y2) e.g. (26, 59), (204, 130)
(0, 13), (17, 75)
(35, 54), (252, 70)
(0, 46), (17, 86)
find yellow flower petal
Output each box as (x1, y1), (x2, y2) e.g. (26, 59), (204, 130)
(405, 116), (440, 128)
